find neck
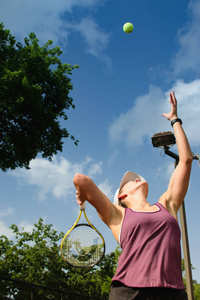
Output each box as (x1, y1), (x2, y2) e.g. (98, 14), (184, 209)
(128, 194), (149, 210)
(130, 200), (150, 210)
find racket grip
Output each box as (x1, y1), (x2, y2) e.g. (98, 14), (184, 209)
(79, 202), (86, 211)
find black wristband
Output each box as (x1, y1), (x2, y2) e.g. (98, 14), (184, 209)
(171, 118), (182, 127)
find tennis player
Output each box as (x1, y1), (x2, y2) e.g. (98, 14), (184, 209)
(74, 91), (192, 299)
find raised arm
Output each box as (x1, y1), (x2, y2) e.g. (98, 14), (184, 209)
(160, 91), (193, 213)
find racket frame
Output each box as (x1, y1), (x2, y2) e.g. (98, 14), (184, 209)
(61, 204), (105, 268)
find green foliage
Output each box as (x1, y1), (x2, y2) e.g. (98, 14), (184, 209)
(1, 219), (199, 299)
(0, 219), (67, 299)
(0, 218), (117, 299)
(194, 282), (200, 300)
(181, 259), (200, 299)
(0, 23), (79, 171)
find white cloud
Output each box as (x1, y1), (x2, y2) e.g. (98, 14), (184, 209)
(156, 161), (175, 182)
(171, 0), (200, 76)
(98, 179), (113, 200)
(0, 207), (15, 218)
(11, 156), (78, 200)
(67, 17), (111, 66)
(109, 85), (167, 147)
(108, 80), (200, 149)
(0, 208), (15, 238)
(108, 149), (120, 166)
(0, 0), (110, 65)
(19, 221), (35, 233)
(88, 161), (102, 177)
(169, 79), (200, 147)
(0, 221), (13, 238)
(9, 156), (103, 201)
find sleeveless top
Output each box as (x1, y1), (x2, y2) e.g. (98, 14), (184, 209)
(112, 202), (185, 289)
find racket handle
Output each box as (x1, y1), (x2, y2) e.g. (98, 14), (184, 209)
(79, 202), (86, 211)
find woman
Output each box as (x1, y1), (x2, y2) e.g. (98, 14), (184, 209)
(73, 91), (193, 300)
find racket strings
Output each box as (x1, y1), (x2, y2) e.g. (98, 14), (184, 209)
(62, 224), (105, 267)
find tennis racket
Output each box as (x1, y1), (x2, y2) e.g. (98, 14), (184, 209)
(61, 202), (105, 268)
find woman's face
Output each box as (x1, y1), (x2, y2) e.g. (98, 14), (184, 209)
(118, 179), (148, 207)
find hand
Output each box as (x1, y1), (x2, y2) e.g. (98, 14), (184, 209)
(75, 190), (85, 206)
(73, 173), (88, 206)
(162, 91), (178, 121)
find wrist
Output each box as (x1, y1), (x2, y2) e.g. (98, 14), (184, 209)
(171, 118), (182, 127)
(170, 115), (178, 122)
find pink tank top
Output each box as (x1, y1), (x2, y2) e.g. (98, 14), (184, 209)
(112, 202), (185, 289)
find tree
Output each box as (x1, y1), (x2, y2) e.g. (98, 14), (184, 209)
(0, 23), (79, 171)
(0, 219), (68, 299)
(2, 218), (199, 299)
(181, 260), (200, 300)
(94, 246), (121, 298)
(0, 218), (114, 299)
(194, 282), (200, 300)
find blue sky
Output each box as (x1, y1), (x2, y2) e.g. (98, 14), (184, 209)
(1, 0), (200, 283)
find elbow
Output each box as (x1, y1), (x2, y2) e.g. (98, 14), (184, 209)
(73, 173), (91, 188)
(186, 153), (193, 165)
(189, 155), (193, 164)
(180, 155), (193, 166)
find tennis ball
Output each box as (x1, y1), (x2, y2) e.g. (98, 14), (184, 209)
(123, 22), (134, 33)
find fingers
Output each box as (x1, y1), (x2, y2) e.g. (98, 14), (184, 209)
(76, 190), (85, 205)
(76, 191), (80, 201)
(76, 195), (83, 205)
(162, 91), (178, 121)
(169, 92), (173, 104)
(169, 91), (177, 106)
(77, 199), (84, 205)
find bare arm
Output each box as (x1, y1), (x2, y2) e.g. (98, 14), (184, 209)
(73, 173), (124, 241)
(160, 91), (193, 213)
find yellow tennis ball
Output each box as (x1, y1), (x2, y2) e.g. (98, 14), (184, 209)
(123, 22), (134, 33)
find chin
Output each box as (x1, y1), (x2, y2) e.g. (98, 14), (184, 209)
(119, 201), (128, 208)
